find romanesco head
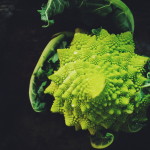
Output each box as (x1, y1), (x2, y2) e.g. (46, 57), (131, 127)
(44, 28), (150, 149)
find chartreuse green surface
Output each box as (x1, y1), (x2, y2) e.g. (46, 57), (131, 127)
(44, 29), (150, 149)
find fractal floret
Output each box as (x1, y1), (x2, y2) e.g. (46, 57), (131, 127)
(43, 29), (150, 148)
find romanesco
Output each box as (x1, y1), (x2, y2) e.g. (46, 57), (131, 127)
(43, 28), (150, 149)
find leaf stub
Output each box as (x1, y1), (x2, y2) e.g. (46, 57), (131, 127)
(90, 132), (114, 149)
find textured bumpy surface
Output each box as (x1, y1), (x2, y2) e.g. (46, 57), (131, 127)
(44, 29), (150, 148)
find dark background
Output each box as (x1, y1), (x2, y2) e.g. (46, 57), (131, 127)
(0, 0), (150, 150)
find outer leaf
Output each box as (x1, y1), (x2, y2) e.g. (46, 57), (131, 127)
(110, 0), (134, 32)
(39, 0), (134, 32)
(79, 0), (134, 32)
(29, 33), (73, 112)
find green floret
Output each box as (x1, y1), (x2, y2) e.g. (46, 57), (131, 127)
(44, 28), (150, 149)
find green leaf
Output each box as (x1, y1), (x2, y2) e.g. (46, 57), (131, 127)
(37, 81), (47, 96)
(32, 102), (47, 112)
(38, 0), (134, 31)
(90, 132), (114, 149)
(38, 0), (69, 27)
(29, 33), (73, 112)
(112, 0), (134, 32)
(48, 53), (59, 63)
(52, 53), (58, 63)
(29, 34), (66, 112)
(47, 68), (53, 76)
(76, 0), (134, 32)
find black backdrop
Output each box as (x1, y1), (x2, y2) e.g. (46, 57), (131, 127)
(0, 0), (150, 150)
